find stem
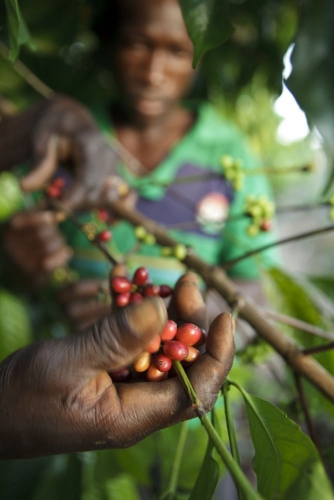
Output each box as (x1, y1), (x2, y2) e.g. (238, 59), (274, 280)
(302, 342), (334, 355)
(173, 361), (263, 500)
(222, 223), (334, 271)
(293, 373), (321, 452)
(160, 421), (189, 500)
(48, 197), (121, 266)
(263, 309), (334, 342)
(223, 381), (244, 500)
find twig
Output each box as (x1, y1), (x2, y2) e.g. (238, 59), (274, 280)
(293, 373), (321, 452)
(173, 361), (263, 500)
(222, 223), (334, 271)
(263, 309), (334, 342)
(302, 342), (334, 355)
(107, 199), (334, 403)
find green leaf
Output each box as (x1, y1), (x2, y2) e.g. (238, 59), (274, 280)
(235, 385), (334, 500)
(189, 414), (224, 500)
(5, 0), (34, 62)
(0, 173), (24, 222)
(104, 473), (140, 500)
(0, 289), (32, 360)
(179, 0), (233, 67)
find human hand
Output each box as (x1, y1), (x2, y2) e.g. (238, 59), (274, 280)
(3, 210), (72, 284)
(18, 95), (128, 210)
(58, 279), (111, 332)
(0, 273), (235, 460)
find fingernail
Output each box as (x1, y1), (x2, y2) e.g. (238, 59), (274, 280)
(125, 296), (167, 339)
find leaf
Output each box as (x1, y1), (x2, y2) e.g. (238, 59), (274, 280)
(5, 0), (34, 62)
(179, 0), (233, 67)
(104, 473), (140, 500)
(0, 289), (32, 360)
(237, 386), (334, 500)
(189, 411), (224, 500)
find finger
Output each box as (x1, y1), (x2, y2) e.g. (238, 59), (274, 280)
(168, 272), (208, 331)
(42, 246), (73, 271)
(100, 313), (235, 448)
(72, 296), (167, 372)
(20, 135), (59, 192)
(58, 280), (105, 303)
(10, 210), (56, 229)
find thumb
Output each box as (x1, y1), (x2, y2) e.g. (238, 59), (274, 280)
(75, 296), (167, 372)
(20, 135), (59, 192)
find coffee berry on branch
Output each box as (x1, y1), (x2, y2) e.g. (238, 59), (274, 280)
(109, 266), (206, 382)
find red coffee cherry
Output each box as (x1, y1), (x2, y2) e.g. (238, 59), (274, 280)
(163, 340), (189, 361)
(133, 351), (152, 372)
(175, 323), (201, 346)
(52, 177), (66, 189)
(98, 230), (112, 242)
(160, 319), (177, 341)
(260, 219), (273, 232)
(154, 353), (172, 372)
(97, 209), (109, 222)
(143, 284), (161, 296)
(145, 335), (161, 354)
(129, 292), (143, 305)
(133, 267), (149, 286)
(115, 292), (130, 307)
(147, 364), (168, 382)
(184, 346), (200, 363)
(110, 277), (132, 293)
(195, 329), (207, 347)
(159, 285), (173, 298)
(46, 185), (61, 198)
(109, 368), (131, 381)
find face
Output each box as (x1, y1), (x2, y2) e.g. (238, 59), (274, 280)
(112, 0), (195, 122)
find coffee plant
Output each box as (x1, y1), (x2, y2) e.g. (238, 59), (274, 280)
(2, 1), (334, 499)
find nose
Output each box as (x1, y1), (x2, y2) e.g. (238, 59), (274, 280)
(142, 50), (166, 86)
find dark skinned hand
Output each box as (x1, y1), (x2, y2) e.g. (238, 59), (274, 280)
(0, 94), (128, 211)
(3, 210), (72, 286)
(0, 273), (235, 460)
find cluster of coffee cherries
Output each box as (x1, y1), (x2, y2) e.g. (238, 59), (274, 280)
(244, 194), (275, 236)
(110, 266), (173, 307)
(111, 318), (205, 382)
(221, 155), (245, 191)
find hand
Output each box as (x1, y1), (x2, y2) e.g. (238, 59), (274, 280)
(58, 279), (111, 332)
(5, 95), (127, 211)
(3, 210), (72, 284)
(0, 273), (235, 460)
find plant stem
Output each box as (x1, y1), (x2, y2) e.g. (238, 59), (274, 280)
(173, 361), (263, 500)
(302, 342), (334, 355)
(222, 223), (334, 271)
(223, 381), (244, 500)
(161, 421), (189, 500)
(293, 373), (321, 452)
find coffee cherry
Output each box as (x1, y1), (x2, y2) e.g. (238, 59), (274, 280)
(134, 225), (147, 240)
(52, 177), (66, 189)
(116, 292), (131, 307)
(260, 219), (273, 232)
(159, 285), (173, 298)
(163, 340), (189, 361)
(46, 185), (61, 198)
(133, 267), (149, 286)
(129, 292), (143, 305)
(143, 284), (161, 296)
(144, 234), (156, 245)
(109, 368), (131, 381)
(195, 329), (207, 347)
(175, 323), (201, 346)
(173, 244), (187, 261)
(97, 209), (109, 222)
(133, 351), (152, 372)
(97, 230), (112, 242)
(160, 319), (177, 341)
(146, 364), (168, 382)
(184, 346), (200, 363)
(110, 276), (132, 293)
(145, 335), (161, 354)
(154, 353), (172, 372)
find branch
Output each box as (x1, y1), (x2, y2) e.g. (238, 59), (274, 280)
(108, 199), (334, 404)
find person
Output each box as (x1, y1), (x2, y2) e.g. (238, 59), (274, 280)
(0, 272), (235, 460)
(0, 0), (278, 332)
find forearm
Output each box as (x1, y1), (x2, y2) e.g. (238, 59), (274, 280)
(0, 101), (47, 172)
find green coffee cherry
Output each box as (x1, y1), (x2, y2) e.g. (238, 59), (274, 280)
(134, 225), (147, 240)
(173, 244), (187, 261)
(144, 234), (156, 245)
(0, 173), (23, 222)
